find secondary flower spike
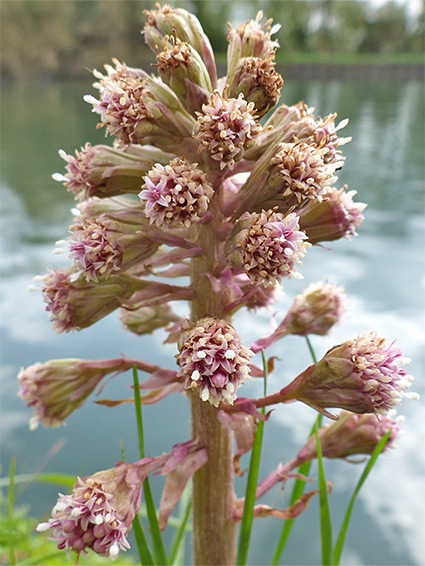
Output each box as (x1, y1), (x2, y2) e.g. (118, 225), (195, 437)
(176, 317), (254, 407)
(279, 331), (417, 417)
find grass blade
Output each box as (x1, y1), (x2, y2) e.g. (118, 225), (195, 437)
(8, 456), (16, 566)
(316, 424), (333, 566)
(169, 491), (192, 565)
(133, 366), (169, 566)
(0, 472), (76, 490)
(333, 429), (392, 565)
(133, 514), (155, 565)
(271, 338), (323, 564)
(236, 350), (268, 565)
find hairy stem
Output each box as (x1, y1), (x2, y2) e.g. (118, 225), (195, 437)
(189, 184), (237, 565)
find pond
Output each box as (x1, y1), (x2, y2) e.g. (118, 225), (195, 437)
(1, 77), (424, 565)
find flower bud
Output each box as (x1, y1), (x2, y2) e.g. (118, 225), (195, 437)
(299, 185), (367, 244)
(143, 4), (217, 88)
(139, 157), (214, 228)
(233, 140), (340, 218)
(227, 55), (283, 118)
(251, 281), (346, 352)
(231, 209), (310, 287)
(285, 281), (347, 336)
(39, 267), (145, 333)
(227, 12), (280, 85)
(18, 358), (138, 429)
(282, 331), (417, 417)
(37, 459), (160, 560)
(296, 410), (403, 464)
(193, 91), (262, 170)
(67, 214), (160, 282)
(84, 60), (195, 149)
(120, 304), (181, 336)
(176, 317), (253, 407)
(156, 36), (212, 114)
(53, 143), (175, 200)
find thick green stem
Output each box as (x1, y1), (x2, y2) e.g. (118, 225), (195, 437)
(189, 187), (237, 565)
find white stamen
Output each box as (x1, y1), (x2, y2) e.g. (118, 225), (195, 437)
(94, 514), (104, 525)
(36, 522), (51, 532)
(191, 370), (201, 381)
(200, 387), (210, 402)
(197, 350), (207, 359)
(404, 392), (420, 400)
(225, 350), (236, 360)
(52, 172), (68, 182)
(109, 543), (120, 560)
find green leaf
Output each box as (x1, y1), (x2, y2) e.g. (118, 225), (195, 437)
(236, 350), (268, 566)
(333, 429), (392, 565)
(316, 425), (333, 566)
(133, 366), (169, 566)
(0, 472), (76, 490)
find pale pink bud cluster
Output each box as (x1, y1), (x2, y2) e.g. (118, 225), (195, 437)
(53, 143), (174, 200)
(139, 158), (214, 228)
(39, 268), (140, 333)
(270, 140), (339, 208)
(18, 358), (135, 429)
(296, 410), (403, 463)
(193, 91), (262, 170)
(37, 460), (150, 561)
(176, 317), (254, 407)
(282, 331), (417, 417)
(235, 210), (310, 287)
(227, 11), (280, 82)
(286, 281), (347, 336)
(68, 216), (159, 282)
(227, 55), (284, 119)
(299, 185), (367, 244)
(120, 304), (180, 336)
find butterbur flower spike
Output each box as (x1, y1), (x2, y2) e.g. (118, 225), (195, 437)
(176, 317), (254, 407)
(281, 331), (418, 417)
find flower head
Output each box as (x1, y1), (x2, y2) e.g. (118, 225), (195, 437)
(40, 268), (141, 332)
(18, 358), (135, 429)
(176, 317), (253, 407)
(68, 215), (159, 281)
(36, 460), (155, 560)
(227, 55), (283, 118)
(286, 281), (347, 336)
(283, 331), (417, 417)
(193, 91), (262, 170)
(139, 158), (214, 228)
(299, 185), (367, 244)
(85, 60), (195, 148)
(156, 36), (212, 113)
(296, 410), (403, 464)
(53, 143), (174, 200)
(120, 304), (181, 336)
(227, 12), (280, 82)
(143, 4), (217, 87)
(234, 210), (310, 287)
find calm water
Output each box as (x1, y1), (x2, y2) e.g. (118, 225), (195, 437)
(1, 79), (424, 565)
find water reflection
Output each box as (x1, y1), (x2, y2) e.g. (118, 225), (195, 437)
(1, 79), (424, 565)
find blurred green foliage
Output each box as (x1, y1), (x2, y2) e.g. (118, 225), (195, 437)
(0, 0), (423, 79)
